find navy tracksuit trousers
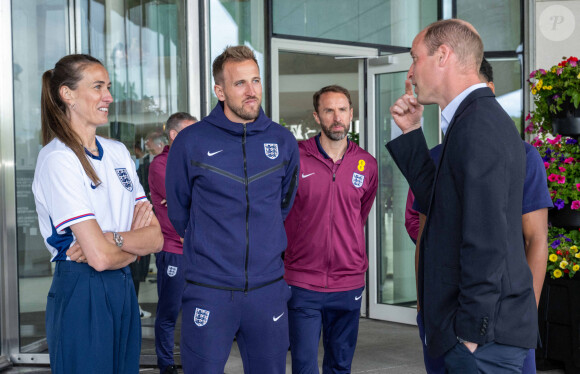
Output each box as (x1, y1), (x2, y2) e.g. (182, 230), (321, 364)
(155, 251), (185, 373)
(180, 279), (291, 374)
(288, 285), (364, 374)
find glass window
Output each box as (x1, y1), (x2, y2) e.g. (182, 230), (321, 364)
(273, 0), (437, 48)
(374, 72), (439, 307)
(490, 58), (523, 134)
(12, 0), (69, 351)
(457, 0), (521, 51)
(278, 52), (360, 141)
(209, 0), (266, 112)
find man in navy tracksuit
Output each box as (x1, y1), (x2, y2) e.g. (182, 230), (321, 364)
(165, 46), (299, 374)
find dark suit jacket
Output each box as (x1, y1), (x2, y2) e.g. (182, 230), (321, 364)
(387, 87), (537, 358)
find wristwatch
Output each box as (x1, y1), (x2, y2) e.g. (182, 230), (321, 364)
(113, 232), (124, 248)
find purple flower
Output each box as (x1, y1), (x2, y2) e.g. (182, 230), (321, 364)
(539, 69), (547, 75)
(571, 60), (577, 67)
(542, 155), (551, 162)
(553, 94), (560, 100)
(567, 138), (578, 145)
(545, 149), (553, 155)
(551, 239), (562, 248)
(555, 199), (565, 210)
(557, 68), (563, 75)
(529, 70), (537, 78)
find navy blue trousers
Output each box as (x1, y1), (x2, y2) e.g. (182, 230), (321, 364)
(444, 341), (527, 374)
(288, 286), (364, 374)
(155, 251), (185, 373)
(180, 279), (291, 374)
(46, 261), (141, 374)
(417, 312), (536, 374)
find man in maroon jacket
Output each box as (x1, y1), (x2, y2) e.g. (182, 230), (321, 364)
(284, 85), (378, 373)
(149, 112), (197, 374)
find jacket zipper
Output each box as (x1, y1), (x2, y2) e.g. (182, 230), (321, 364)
(242, 124), (250, 293)
(326, 166), (337, 287)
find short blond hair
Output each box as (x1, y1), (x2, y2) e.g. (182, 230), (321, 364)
(423, 19), (483, 72)
(212, 46), (258, 85)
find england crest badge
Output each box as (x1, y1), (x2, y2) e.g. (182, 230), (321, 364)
(115, 168), (133, 192)
(264, 143), (279, 159)
(352, 172), (365, 188)
(167, 265), (178, 277)
(194, 307), (210, 327)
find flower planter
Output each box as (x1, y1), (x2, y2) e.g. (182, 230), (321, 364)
(536, 273), (580, 374)
(549, 204), (580, 228)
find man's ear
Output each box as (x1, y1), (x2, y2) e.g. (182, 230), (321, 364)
(169, 129), (178, 142)
(214, 84), (225, 101)
(313, 110), (321, 125)
(437, 44), (452, 66)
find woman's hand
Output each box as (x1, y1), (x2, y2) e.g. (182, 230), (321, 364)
(66, 241), (88, 263)
(132, 201), (154, 230)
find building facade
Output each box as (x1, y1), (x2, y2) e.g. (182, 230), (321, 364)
(0, 0), (577, 368)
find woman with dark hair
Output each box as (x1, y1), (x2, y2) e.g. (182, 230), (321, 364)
(32, 54), (163, 373)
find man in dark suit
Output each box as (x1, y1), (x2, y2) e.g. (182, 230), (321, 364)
(386, 19), (537, 373)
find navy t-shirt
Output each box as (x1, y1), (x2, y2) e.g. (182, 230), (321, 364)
(412, 142), (553, 214)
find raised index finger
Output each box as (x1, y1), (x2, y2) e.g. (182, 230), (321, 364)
(405, 79), (413, 96)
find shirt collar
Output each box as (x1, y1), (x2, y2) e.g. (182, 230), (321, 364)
(315, 133), (349, 160)
(440, 83), (487, 135)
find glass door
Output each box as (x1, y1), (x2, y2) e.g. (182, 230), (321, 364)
(366, 53), (440, 324)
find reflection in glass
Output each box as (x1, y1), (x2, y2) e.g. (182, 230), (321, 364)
(375, 72), (439, 306)
(273, 0), (437, 48)
(12, 0), (69, 351)
(457, 0), (521, 52)
(278, 52), (359, 141)
(209, 0), (266, 112)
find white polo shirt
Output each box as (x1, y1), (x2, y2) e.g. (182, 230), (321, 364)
(32, 135), (147, 261)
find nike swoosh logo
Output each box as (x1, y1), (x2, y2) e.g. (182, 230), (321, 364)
(355, 294), (363, 301)
(207, 150), (223, 156)
(273, 312), (284, 322)
(301, 172), (315, 178)
(90, 183), (97, 190)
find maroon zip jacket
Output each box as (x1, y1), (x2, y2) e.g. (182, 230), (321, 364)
(284, 136), (378, 292)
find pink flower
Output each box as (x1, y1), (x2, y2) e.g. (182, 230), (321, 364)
(548, 174), (559, 182)
(539, 69), (547, 75)
(529, 70), (537, 79)
(570, 60), (577, 67)
(533, 139), (543, 147)
(559, 166), (567, 172)
(545, 162), (550, 169)
(525, 113), (532, 121)
(572, 201), (580, 210)
(565, 157), (575, 164)
(547, 135), (562, 145)
(576, 183), (580, 192)
(557, 175), (566, 184)
(557, 68), (563, 75)
(524, 124), (534, 133)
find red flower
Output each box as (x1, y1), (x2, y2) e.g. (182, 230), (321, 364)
(565, 269), (570, 273)
(557, 250), (563, 255)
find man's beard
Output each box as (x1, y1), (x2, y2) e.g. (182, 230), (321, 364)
(321, 122), (349, 141)
(227, 97), (261, 121)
